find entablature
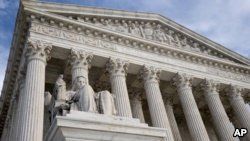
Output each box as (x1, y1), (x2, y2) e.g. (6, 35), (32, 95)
(25, 10), (250, 83)
(23, 0), (250, 66)
(28, 22), (250, 88)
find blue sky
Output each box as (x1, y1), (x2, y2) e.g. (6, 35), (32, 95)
(0, 0), (250, 92)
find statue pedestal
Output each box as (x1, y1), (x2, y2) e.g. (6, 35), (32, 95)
(45, 111), (168, 141)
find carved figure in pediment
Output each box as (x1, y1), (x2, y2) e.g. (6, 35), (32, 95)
(116, 22), (128, 33)
(129, 23), (142, 37)
(96, 90), (116, 116)
(180, 36), (191, 49)
(103, 19), (114, 30)
(70, 76), (97, 112)
(192, 42), (201, 52)
(92, 18), (102, 26)
(168, 30), (180, 46)
(153, 24), (169, 43)
(143, 22), (154, 39)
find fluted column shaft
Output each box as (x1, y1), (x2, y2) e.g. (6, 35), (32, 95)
(173, 73), (210, 141)
(107, 58), (132, 117)
(165, 100), (182, 141)
(8, 96), (18, 141)
(14, 77), (25, 141)
(228, 86), (250, 140)
(130, 92), (145, 123)
(19, 40), (52, 141)
(4, 96), (16, 141)
(202, 80), (237, 141)
(140, 66), (174, 141)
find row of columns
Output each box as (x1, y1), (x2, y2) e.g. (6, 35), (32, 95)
(3, 39), (250, 141)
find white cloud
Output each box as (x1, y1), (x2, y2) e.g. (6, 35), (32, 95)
(0, 45), (9, 94)
(174, 0), (250, 57)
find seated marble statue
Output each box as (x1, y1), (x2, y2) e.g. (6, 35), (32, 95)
(53, 74), (67, 101)
(70, 76), (97, 113)
(96, 90), (116, 116)
(52, 75), (70, 116)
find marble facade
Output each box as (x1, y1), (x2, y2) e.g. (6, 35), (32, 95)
(0, 1), (250, 141)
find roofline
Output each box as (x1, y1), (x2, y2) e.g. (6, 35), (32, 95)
(23, 1), (250, 65)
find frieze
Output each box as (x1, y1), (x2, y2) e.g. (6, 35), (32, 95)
(207, 67), (250, 83)
(30, 22), (116, 51)
(29, 22), (250, 83)
(76, 15), (239, 64)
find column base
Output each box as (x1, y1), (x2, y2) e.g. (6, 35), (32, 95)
(45, 111), (168, 141)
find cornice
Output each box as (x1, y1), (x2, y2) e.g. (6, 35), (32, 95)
(22, 1), (250, 65)
(25, 8), (250, 78)
(0, 3), (29, 137)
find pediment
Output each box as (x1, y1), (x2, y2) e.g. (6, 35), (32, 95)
(23, 1), (250, 66)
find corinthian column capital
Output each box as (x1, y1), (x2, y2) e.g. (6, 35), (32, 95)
(25, 39), (52, 63)
(106, 58), (129, 76)
(173, 73), (192, 88)
(201, 79), (219, 94)
(139, 65), (161, 83)
(228, 85), (244, 100)
(69, 49), (93, 70)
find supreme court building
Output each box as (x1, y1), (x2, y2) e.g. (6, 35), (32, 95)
(0, 1), (250, 141)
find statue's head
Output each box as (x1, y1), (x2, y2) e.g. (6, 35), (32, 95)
(76, 76), (87, 89)
(156, 24), (161, 29)
(130, 23), (135, 28)
(59, 74), (64, 79)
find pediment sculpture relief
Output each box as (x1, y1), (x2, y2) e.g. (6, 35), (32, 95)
(45, 74), (116, 122)
(75, 16), (236, 63)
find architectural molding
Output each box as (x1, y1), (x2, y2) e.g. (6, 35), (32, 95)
(23, 0), (250, 65)
(29, 22), (250, 83)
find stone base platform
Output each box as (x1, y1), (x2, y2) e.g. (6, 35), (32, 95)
(45, 111), (168, 141)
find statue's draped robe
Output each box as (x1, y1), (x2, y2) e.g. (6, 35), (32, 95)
(54, 78), (67, 100)
(72, 85), (97, 112)
(97, 91), (116, 116)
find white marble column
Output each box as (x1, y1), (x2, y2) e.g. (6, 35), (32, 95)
(14, 75), (25, 141)
(139, 66), (174, 141)
(106, 58), (132, 117)
(228, 85), (250, 140)
(129, 89), (145, 123)
(69, 49), (93, 87)
(4, 96), (16, 141)
(164, 95), (183, 141)
(173, 73), (210, 141)
(19, 39), (52, 141)
(8, 95), (18, 141)
(202, 80), (237, 141)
